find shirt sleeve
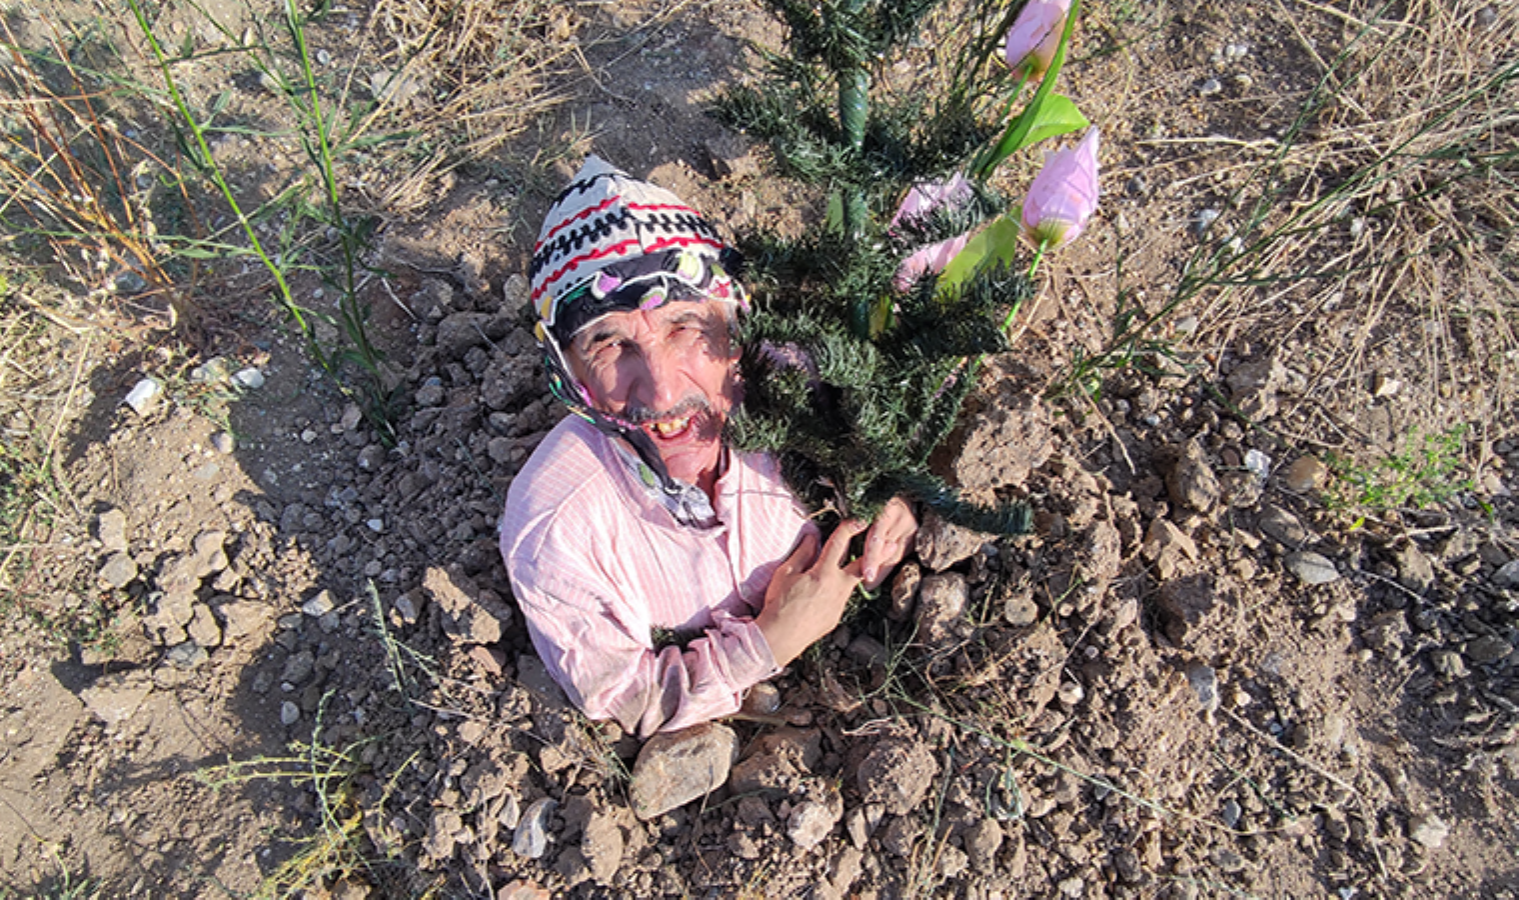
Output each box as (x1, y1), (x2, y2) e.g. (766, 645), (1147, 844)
(510, 565), (780, 737)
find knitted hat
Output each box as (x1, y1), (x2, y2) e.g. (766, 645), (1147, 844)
(529, 156), (746, 350)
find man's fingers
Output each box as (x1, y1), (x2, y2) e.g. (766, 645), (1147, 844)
(781, 531), (820, 575)
(818, 519), (868, 571)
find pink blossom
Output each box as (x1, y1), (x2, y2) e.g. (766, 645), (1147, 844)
(891, 173), (974, 230)
(1021, 128), (1100, 249)
(1002, 0), (1072, 77)
(893, 232), (971, 292)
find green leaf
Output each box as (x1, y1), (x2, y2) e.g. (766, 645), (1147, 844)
(1015, 94), (1089, 152)
(935, 215), (1023, 295)
(972, 0), (1084, 180)
(825, 191), (845, 234)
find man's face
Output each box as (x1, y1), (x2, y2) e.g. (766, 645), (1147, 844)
(568, 300), (739, 494)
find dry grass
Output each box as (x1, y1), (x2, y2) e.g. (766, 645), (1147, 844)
(1181, 0), (1518, 440)
(354, 0), (580, 213)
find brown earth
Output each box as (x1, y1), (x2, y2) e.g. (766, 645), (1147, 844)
(2, 1), (1517, 898)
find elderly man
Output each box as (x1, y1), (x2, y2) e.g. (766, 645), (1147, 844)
(499, 157), (916, 737)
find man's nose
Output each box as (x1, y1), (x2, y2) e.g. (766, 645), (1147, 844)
(630, 342), (684, 413)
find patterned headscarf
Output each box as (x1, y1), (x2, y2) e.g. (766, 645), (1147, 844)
(528, 157), (748, 513)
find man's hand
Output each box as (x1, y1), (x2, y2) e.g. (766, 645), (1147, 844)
(756, 520), (867, 667)
(861, 496), (918, 590)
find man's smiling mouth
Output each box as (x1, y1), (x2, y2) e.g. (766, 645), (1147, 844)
(647, 415), (694, 439)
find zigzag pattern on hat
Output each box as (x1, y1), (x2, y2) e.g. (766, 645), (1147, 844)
(530, 209), (722, 305)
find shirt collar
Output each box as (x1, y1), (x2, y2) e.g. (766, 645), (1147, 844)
(607, 437), (726, 528)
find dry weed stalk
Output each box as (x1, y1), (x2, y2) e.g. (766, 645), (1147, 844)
(1187, 0), (1517, 438)
(0, 15), (196, 328)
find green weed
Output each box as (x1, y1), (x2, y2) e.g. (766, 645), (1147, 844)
(198, 696), (417, 899)
(1324, 425), (1474, 515)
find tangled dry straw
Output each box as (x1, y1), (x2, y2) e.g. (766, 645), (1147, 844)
(357, 0), (580, 212)
(1183, 0), (1517, 437)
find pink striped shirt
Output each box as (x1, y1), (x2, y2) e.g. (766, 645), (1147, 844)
(499, 416), (816, 736)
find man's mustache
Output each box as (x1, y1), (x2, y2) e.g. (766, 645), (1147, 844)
(619, 396), (714, 427)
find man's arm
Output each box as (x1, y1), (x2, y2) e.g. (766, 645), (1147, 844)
(513, 573), (780, 736)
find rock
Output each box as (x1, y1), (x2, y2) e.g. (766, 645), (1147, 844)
(966, 819), (1003, 873)
(435, 312), (503, 360)
(426, 809), (464, 861)
(165, 641), (208, 669)
(1226, 353), (1287, 420)
(581, 812), (624, 882)
(210, 431), (235, 454)
(123, 377), (162, 415)
(1143, 518), (1199, 580)
(915, 573), (969, 645)
(705, 132), (758, 180)
(952, 393), (1053, 492)
(280, 701), (300, 725)
(1282, 456), (1329, 493)
(1112, 847), (1143, 883)
(186, 602), (222, 648)
(1167, 440), (1222, 514)
(467, 645), (507, 675)
(1257, 504), (1310, 548)
(1004, 591), (1040, 627)
(915, 512), (991, 572)
(496, 881), (551, 900)
(1395, 544), (1435, 594)
(1430, 649), (1467, 679)
(1157, 573), (1217, 645)
(830, 845), (864, 895)
(1081, 520), (1123, 593)
(857, 738), (939, 816)
(79, 674), (152, 725)
(630, 723), (740, 819)
(513, 797), (557, 859)
(422, 566), (512, 644)
(302, 589), (336, 617)
(218, 600), (274, 642)
(96, 508), (130, 552)
(1492, 559), (1519, 589)
(1186, 662), (1219, 715)
(191, 530), (229, 577)
(846, 808), (870, 849)
(282, 649), (315, 685)
(888, 562), (920, 621)
(1362, 611), (1409, 656)
(1466, 635), (1511, 665)
(98, 552), (139, 589)
(1285, 551), (1340, 585)
(232, 367), (265, 389)
(502, 274), (531, 318)
(787, 787), (843, 849)
(1408, 813), (1449, 849)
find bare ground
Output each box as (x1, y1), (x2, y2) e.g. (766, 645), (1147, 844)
(2, 1), (1517, 898)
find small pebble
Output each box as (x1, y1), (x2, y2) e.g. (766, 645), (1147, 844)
(211, 431), (236, 454)
(1285, 551), (1340, 585)
(232, 368), (265, 389)
(1195, 208), (1221, 237)
(1198, 77), (1223, 97)
(124, 378), (161, 416)
(281, 701), (300, 726)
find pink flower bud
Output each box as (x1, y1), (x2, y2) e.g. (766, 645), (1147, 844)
(1003, 0), (1072, 77)
(891, 173), (974, 230)
(1021, 128), (1100, 249)
(894, 231), (972, 292)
